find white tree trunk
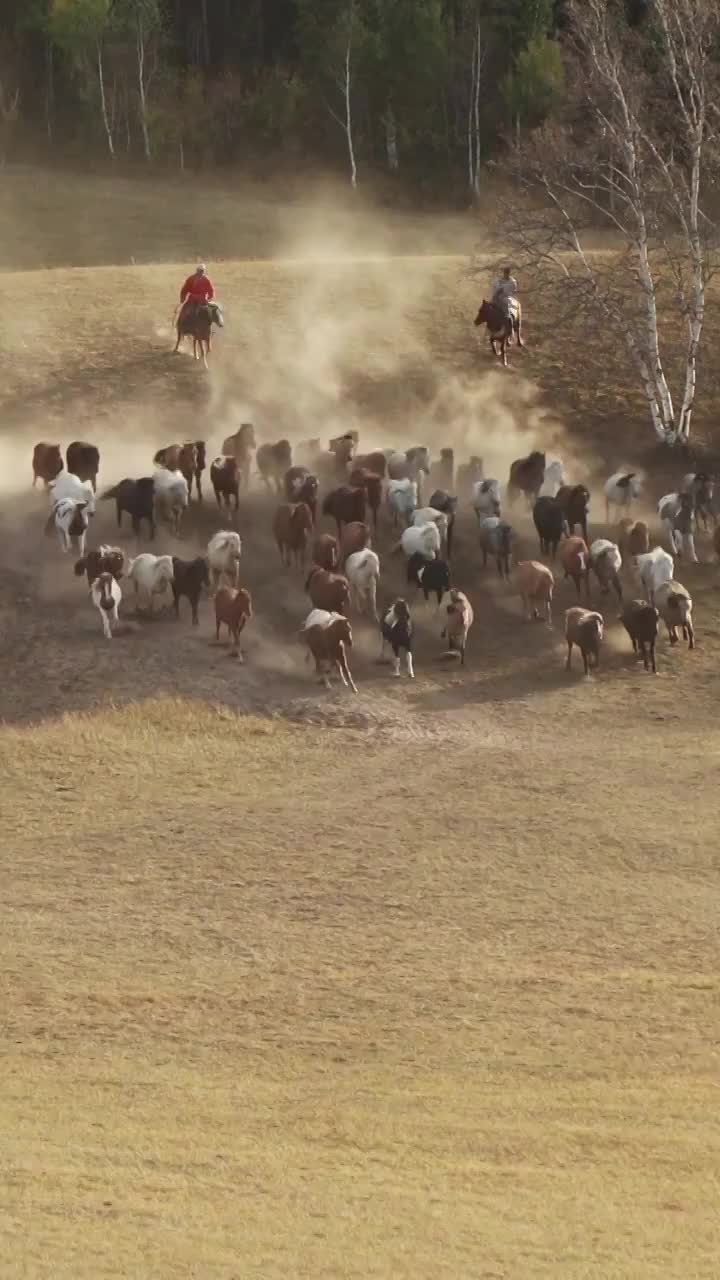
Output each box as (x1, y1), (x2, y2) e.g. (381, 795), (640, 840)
(137, 18), (151, 160)
(635, 232), (675, 438)
(385, 103), (398, 172)
(467, 19), (481, 198)
(505, 0), (717, 448)
(45, 41), (54, 147)
(96, 40), (115, 158)
(547, 192), (674, 443)
(343, 36), (357, 189)
(613, 294), (672, 440)
(677, 130), (705, 441)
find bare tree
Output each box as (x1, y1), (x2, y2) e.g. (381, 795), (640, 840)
(96, 38), (115, 158)
(384, 100), (399, 173)
(135, 7), (151, 159)
(119, 0), (161, 161)
(501, 0), (720, 445)
(45, 40), (55, 147)
(325, 11), (357, 189)
(467, 13), (483, 200)
(0, 76), (20, 167)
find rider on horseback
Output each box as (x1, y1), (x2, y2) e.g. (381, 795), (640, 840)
(492, 266), (518, 319)
(179, 263), (215, 324)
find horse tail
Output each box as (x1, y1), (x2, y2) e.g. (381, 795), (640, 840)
(100, 484), (120, 500)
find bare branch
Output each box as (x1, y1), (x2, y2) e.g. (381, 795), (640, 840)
(497, 0), (720, 443)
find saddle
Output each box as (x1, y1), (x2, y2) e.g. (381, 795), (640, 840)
(493, 295), (519, 324)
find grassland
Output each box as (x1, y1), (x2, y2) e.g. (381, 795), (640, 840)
(2, 698), (719, 1278)
(0, 166), (719, 1278)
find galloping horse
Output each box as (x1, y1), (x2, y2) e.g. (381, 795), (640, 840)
(474, 298), (523, 366)
(507, 451), (546, 508)
(222, 423), (256, 491)
(174, 301), (224, 368)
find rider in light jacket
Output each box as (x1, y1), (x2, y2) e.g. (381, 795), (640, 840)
(492, 266), (518, 318)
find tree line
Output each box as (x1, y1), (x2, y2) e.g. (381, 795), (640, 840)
(3, 0), (719, 447)
(1, 1), (566, 190)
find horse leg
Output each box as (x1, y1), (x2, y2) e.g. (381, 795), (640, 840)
(501, 337), (508, 368)
(202, 342), (209, 370)
(173, 329), (181, 353)
(515, 316), (524, 348)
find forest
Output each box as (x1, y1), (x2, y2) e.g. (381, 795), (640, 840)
(0, 0), (647, 195)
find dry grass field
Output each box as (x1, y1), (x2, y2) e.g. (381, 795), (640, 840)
(1, 167), (719, 1278)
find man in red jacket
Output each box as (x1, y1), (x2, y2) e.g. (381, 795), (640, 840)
(179, 263), (215, 323)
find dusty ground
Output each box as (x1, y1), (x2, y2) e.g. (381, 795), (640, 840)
(0, 168), (719, 1278)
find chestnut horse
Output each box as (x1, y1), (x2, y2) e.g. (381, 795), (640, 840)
(474, 299), (523, 366)
(174, 302), (224, 367)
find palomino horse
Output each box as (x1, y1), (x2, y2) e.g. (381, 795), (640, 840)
(174, 301), (224, 368)
(474, 298), (523, 366)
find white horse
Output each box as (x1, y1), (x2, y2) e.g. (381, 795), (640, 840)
(387, 478), (418, 528)
(399, 522), (440, 561)
(49, 471), (96, 516)
(604, 470), (643, 521)
(207, 530), (242, 591)
(127, 553), (174, 612)
(345, 550), (380, 620)
(471, 478), (501, 519)
(539, 459), (565, 498)
(153, 469), (189, 535)
(90, 572), (122, 639)
(50, 498), (89, 555)
(412, 507), (449, 551)
(637, 547), (674, 604)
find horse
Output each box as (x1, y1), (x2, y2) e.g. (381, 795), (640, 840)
(507, 451), (546, 508)
(474, 299), (523, 366)
(173, 301), (224, 368)
(222, 423), (256, 490)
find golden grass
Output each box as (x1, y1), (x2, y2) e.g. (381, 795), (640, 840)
(0, 166), (473, 272)
(1, 698), (719, 1277)
(2, 168), (720, 1276)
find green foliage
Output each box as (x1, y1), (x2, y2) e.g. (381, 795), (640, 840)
(0, 0), (597, 186)
(503, 34), (565, 129)
(48, 0), (114, 55)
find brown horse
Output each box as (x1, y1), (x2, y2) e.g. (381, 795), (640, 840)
(222, 423), (256, 490)
(174, 301), (224, 367)
(474, 299), (523, 366)
(507, 451), (546, 508)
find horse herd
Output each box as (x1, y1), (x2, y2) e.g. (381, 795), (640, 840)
(28, 432), (716, 690)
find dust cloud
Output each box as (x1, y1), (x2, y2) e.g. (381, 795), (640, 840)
(0, 166), (600, 499)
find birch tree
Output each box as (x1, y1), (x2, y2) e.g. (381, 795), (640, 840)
(362, 0), (446, 176)
(330, 18), (357, 188)
(467, 13), (482, 199)
(501, 0), (720, 445)
(49, 0), (117, 157)
(297, 0), (361, 187)
(0, 75), (20, 167)
(118, 0), (162, 160)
